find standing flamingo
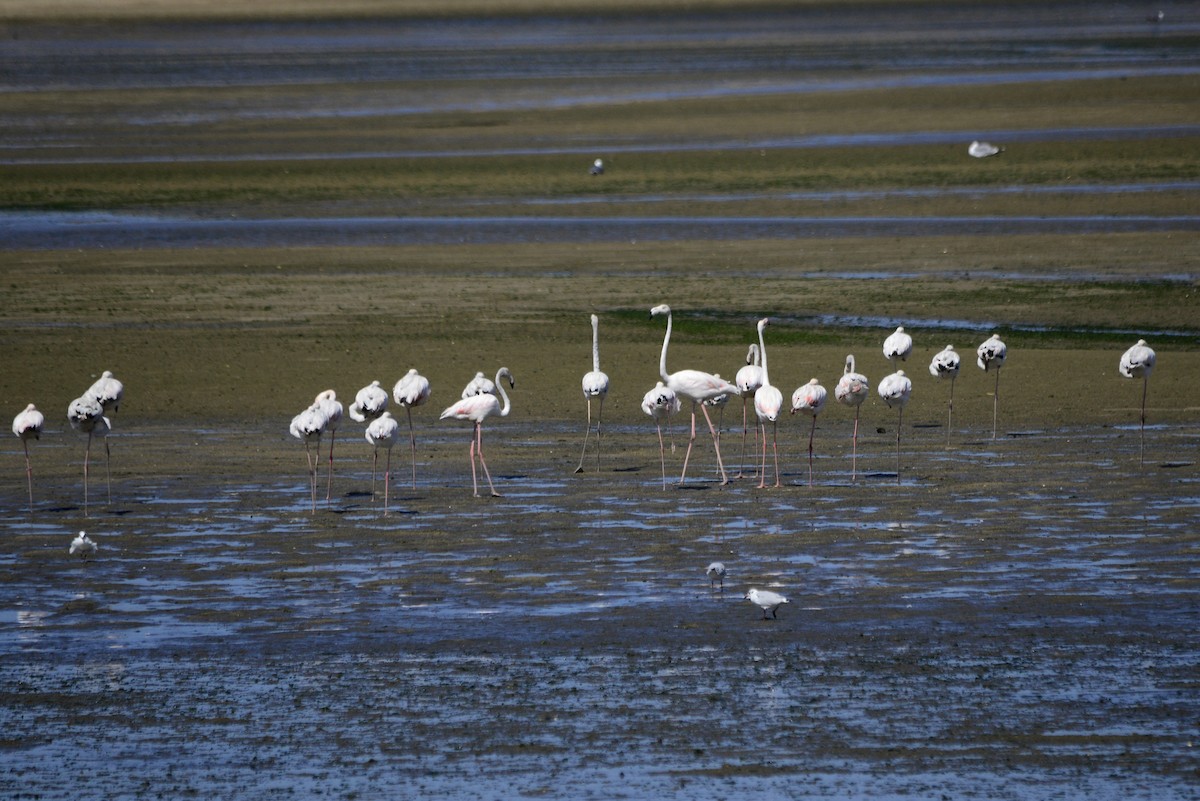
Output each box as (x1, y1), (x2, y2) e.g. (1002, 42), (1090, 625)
(641, 381), (681, 489)
(289, 403), (329, 513)
(439, 367), (515, 497)
(835, 355), (870, 481)
(929, 345), (961, 446)
(878, 370), (912, 484)
(349, 380), (388, 423)
(734, 343), (764, 479)
(12, 403), (44, 515)
(1119, 339), (1157, 466)
(85, 370), (124, 413)
(883, 326), (913, 369)
(67, 396), (112, 515)
(365, 411), (400, 514)
(753, 318), (783, 489)
(461, 371), (495, 398)
(976, 333), (1007, 439)
(576, 314), (611, 474)
(392, 368), (432, 489)
(650, 305), (740, 486)
(313, 389), (343, 502)
(790, 378), (827, 487)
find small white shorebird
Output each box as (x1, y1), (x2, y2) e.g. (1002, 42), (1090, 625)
(929, 345), (961, 446)
(968, 140), (1003, 158)
(1119, 339), (1157, 466)
(706, 561), (727, 590)
(69, 530), (97, 559)
(976, 333), (1007, 439)
(883, 326), (913, 369)
(13, 403), (44, 515)
(744, 587), (789, 620)
(590, 158), (604, 175)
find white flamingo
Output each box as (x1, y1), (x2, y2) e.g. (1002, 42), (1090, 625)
(349, 380), (388, 423)
(576, 314), (610, 474)
(744, 587), (789, 620)
(439, 367), (514, 497)
(67, 395), (111, 516)
(85, 370), (124, 413)
(790, 378), (827, 487)
(650, 305), (740, 486)
(977, 333), (1007, 439)
(929, 345), (961, 446)
(878, 370), (912, 484)
(641, 381), (681, 489)
(968, 140), (1003, 158)
(734, 343), (764, 479)
(12, 403), (44, 515)
(753, 318), (783, 489)
(69, 530), (97, 559)
(365, 411), (400, 515)
(289, 403), (329, 513)
(883, 326), (913, 369)
(835, 355), (870, 481)
(313, 389), (343, 502)
(392, 368), (432, 489)
(1119, 339), (1157, 466)
(461, 371), (495, 398)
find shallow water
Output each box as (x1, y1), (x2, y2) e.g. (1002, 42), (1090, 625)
(1, 419), (1197, 799)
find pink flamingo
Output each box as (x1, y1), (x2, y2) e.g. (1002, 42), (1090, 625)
(790, 378), (827, 487)
(753, 318), (783, 489)
(12, 403), (44, 515)
(439, 367), (514, 497)
(834, 355), (870, 481)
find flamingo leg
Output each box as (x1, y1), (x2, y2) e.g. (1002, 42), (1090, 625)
(1139, 376), (1149, 467)
(371, 447), (379, 500)
(83, 431), (92, 517)
(947, 377), (955, 447)
(770, 419), (781, 488)
(679, 406), (698, 485)
(808, 416), (817, 487)
(851, 406), (860, 482)
(655, 422), (667, 489)
(757, 422), (768, 489)
(895, 408), (903, 485)
(104, 436), (112, 505)
(737, 399), (749, 479)
(304, 442), (317, 513)
(406, 406), (418, 489)
(473, 423), (500, 497)
(575, 397), (594, 474)
(698, 403), (729, 485)
(325, 430), (336, 503)
(992, 368), (1001, 440)
(23, 440), (34, 516)
(383, 448), (391, 516)
(595, 395), (604, 473)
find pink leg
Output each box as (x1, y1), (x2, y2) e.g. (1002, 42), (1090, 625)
(698, 403), (729, 485)
(326, 430), (336, 502)
(474, 423), (499, 497)
(757, 421), (768, 489)
(679, 406), (698, 485)
(656, 422), (667, 489)
(851, 407), (860, 482)
(83, 432), (92, 517)
(406, 407), (418, 489)
(737, 400), (749, 479)
(383, 449), (391, 515)
(770, 420), (781, 488)
(23, 441), (34, 515)
(808, 416), (816, 487)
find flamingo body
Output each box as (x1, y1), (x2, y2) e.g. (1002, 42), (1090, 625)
(883, 326), (913, 367)
(349, 380), (388, 423)
(86, 370), (124, 413)
(461, 371), (495, 399)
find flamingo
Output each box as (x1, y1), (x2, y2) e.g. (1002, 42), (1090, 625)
(706, 561), (726, 591)
(703, 382), (730, 455)
(12, 403), (44, 515)
(440, 367), (514, 497)
(976, 333), (1007, 439)
(69, 530), (97, 559)
(641, 381), (681, 489)
(349, 380), (388, 423)
(576, 314), (611, 474)
(650, 305), (740, 486)
(67, 395), (111, 516)
(968, 140), (1003, 158)
(790, 378), (827, 487)
(1119, 339), (1157, 466)
(365, 411), (400, 514)
(835, 355), (870, 481)
(85, 370), (124, 413)
(392, 368), (432, 489)
(313, 389), (343, 502)
(734, 343), (764, 479)
(289, 403), (328, 513)
(751, 318), (784, 489)
(744, 587), (789, 620)
(461, 371), (495, 398)
(929, 345), (961, 446)
(883, 326), (913, 369)
(878, 370), (912, 484)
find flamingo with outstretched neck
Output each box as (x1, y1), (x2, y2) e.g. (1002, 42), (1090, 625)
(576, 314), (610, 474)
(440, 367), (515, 497)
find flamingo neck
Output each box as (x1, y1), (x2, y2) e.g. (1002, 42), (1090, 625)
(758, 324), (770, 387)
(659, 310), (672, 383)
(592, 317), (601, 373)
(494, 369), (512, 417)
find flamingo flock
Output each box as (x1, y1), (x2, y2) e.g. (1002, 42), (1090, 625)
(7, 316), (1165, 517)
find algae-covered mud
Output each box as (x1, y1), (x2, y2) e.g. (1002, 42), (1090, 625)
(1, 1), (1198, 798)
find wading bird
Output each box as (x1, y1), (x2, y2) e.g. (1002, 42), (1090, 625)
(12, 403), (44, 515)
(365, 411), (400, 515)
(1119, 339), (1157, 466)
(349, 380), (388, 423)
(67, 396), (111, 516)
(289, 403), (329, 513)
(735, 343), (764, 479)
(968, 140), (1003, 158)
(753, 318), (783, 489)
(650, 305), (740, 486)
(69, 530), (97, 559)
(883, 326), (913, 369)
(878, 370), (912, 484)
(706, 561), (726, 591)
(790, 378), (827, 487)
(929, 345), (961, 446)
(313, 389), (343, 501)
(576, 314), (610, 474)
(85, 370), (124, 413)
(392, 368), (432, 489)
(835, 355), (870, 481)
(590, 158), (604, 175)
(976, 333), (1007, 439)
(439, 367), (514, 497)
(641, 381), (681, 490)
(744, 587), (789, 620)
